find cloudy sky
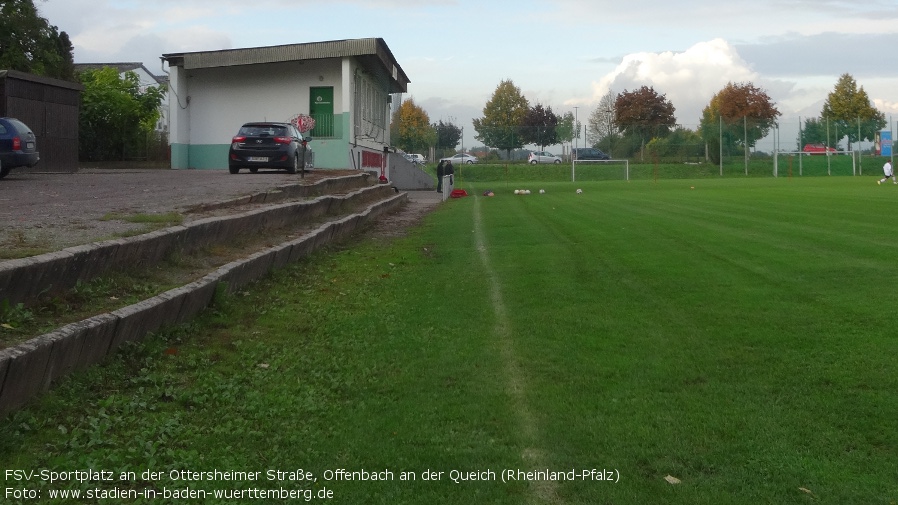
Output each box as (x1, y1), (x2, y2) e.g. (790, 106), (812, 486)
(37, 0), (898, 150)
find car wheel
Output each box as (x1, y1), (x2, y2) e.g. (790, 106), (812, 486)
(554, 159), (561, 164)
(530, 160), (537, 164)
(466, 160), (473, 164)
(0, 160), (6, 180)
(287, 153), (298, 174)
(229, 166), (240, 174)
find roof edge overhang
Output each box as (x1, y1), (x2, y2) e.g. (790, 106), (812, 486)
(0, 69), (84, 91)
(162, 38), (409, 93)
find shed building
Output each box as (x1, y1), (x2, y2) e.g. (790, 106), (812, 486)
(0, 69), (83, 173)
(161, 38), (409, 172)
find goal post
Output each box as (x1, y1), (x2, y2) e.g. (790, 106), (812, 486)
(571, 159), (630, 182)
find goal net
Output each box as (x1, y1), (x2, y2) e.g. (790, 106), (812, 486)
(773, 151), (858, 177)
(571, 159), (631, 181)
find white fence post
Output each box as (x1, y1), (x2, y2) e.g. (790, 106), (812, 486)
(441, 175), (453, 201)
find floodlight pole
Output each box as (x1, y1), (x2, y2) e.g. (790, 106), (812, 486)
(773, 122), (779, 178)
(799, 116), (804, 176)
(857, 118), (862, 175)
(573, 107), (579, 182)
(460, 126), (463, 188)
(744, 116), (748, 176)
(826, 119), (831, 176)
(719, 115), (723, 176)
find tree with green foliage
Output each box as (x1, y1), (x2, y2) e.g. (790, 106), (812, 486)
(78, 67), (165, 161)
(646, 127), (704, 162)
(433, 119), (462, 153)
(700, 82), (780, 163)
(798, 117), (835, 150)
(473, 79), (529, 159)
(821, 73), (885, 150)
(390, 97), (434, 154)
(0, 0), (74, 80)
(556, 111), (579, 151)
(521, 103), (559, 151)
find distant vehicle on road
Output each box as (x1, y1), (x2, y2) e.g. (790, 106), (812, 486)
(440, 153), (478, 165)
(528, 151), (562, 164)
(802, 143), (837, 155)
(572, 148), (610, 161)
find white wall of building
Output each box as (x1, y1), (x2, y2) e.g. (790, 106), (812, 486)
(166, 51), (396, 170)
(182, 59), (341, 144)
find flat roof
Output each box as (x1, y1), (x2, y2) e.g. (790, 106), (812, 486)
(162, 38), (409, 93)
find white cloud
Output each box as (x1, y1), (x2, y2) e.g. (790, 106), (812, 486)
(873, 99), (898, 116)
(591, 39), (759, 125)
(157, 27), (234, 54)
(552, 0), (898, 39)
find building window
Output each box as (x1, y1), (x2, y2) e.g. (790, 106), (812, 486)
(354, 73), (387, 143)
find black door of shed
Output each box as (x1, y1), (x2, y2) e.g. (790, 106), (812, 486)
(0, 70), (82, 173)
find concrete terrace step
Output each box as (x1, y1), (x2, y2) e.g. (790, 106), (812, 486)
(0, 175), (408, 417)
(0, 173), (379, 308)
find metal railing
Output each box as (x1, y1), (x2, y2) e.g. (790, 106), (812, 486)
(310, 114), (335, 138)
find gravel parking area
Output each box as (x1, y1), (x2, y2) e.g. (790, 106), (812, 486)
(0, 168), (443, 255)
(0, 168), (356, 252)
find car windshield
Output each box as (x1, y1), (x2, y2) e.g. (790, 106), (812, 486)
(239, 125), (288, 137)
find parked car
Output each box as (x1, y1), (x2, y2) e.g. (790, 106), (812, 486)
(439, 153), (478, 165)
(408, 154), (426, 164)
(528, 151), (561, 164)
(572, 148), (610, 161)
(802, 143), (837, 155)
(228, 122), (311, 174)
(0, 117), (39, 179)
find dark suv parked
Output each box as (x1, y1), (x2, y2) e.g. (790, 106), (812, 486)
(572, 147), (610, 161)
(0, 117), (39, 179)
(228, 122), (311, 174)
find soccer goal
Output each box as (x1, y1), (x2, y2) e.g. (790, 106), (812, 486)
(773, 151), (857, 177)
(571, 159), (631, 181)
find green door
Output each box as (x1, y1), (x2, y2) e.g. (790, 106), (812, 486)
(309, 87), (334, 138)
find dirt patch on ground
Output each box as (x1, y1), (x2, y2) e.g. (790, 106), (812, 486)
(363, 190), (443, 240)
